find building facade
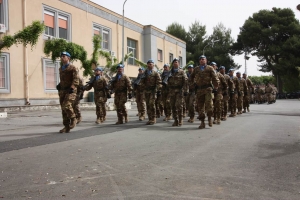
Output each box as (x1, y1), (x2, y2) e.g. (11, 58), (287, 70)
(0, 0), (186, 106)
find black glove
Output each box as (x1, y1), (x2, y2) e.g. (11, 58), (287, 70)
(223, 90), (228, 96)
(107, 93), (111, 99)
(212, 89), (218, 95)
(79, 92), (84, 100)
(56, 83), (61, 91)
(244, 91), (248, 96)
(184, 92), (188, 96)
(157, 91), (161, 97)
(69, 88), (74, 94)
(128, 93), (133, 99)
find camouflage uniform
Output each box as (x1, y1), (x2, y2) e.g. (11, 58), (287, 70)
(243, 78), (254, 112)
(155, 92), (164, 118)
(213, 72), (228, 124)
(110, 73), (132, 124)
(272, 86), (278, 103)
(237, 77), (248, 114)
(141, 70), (162, 125)
(191, 65), (220, 129)
(161, 71), (172, 121)
(167, 68), (188, 126)
(85, 75), (108, 123)
(73, 78), (84, 124)
(220, 72), (233, 120)
(265, 85), (274, 104)
(229, 75), (240, 117)
(58, 63), (79, 132)
(186, 72), (196, 122)
(134, 73), (146, 121)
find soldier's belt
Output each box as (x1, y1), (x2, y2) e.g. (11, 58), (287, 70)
(145, 86), (156, 90)
(169, 86), (182, 89)
(197, 84), (212, 90)
(115, 89), (127, 93)
(95, 89), (105, 92)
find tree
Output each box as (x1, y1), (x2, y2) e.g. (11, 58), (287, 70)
(248, 76), (275, 85)
(205, 23), (240, 71)
(231, 7), (300, 92)
(166, 22), (187, 41)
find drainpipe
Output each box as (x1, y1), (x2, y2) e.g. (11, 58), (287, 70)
(23, 0), (30, 105)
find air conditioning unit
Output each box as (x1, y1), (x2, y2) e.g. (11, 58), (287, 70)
(0, 24), (6, 33)
(110, 51), (115, 57)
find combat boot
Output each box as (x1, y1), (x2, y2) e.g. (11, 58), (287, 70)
(124, 115), (128, 123)
(146, 117), (155, 125)
(247, 107), (250, 112)
(136, 113), (139, 116)
(76, 116), (82, 124)
(95, 118), (101, 124)
(229, 112), (235, 117)
(59, 126), (70, 133)
(188, 117), (194, 123)
(243, 109), (246, 113)
(198, 121), (205, 129)
(115, 113), (123, 124)
(172, 119), (179, 126)
(100, 117), (104, 123)
(216, 119), (221, 125)
(139, 113), (145, 121)
(69, 118), (77, 129)
(208, 117), (213, 127)
(213, 119), (217, 124)
(178, 115), (183, 126)
(163, 115), (171, 121)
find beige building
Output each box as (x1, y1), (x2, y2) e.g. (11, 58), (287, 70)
(0, 0), (186, 106)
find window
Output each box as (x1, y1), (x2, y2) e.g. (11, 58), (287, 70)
(179, 56), (183, 67)
(127, 38), (137, 65)
(157, 49), (163, 61)
(169, 53), (173, 64)
(93, 24), (111, 50)
(43, 5), (71, 40)
(0, 0), (8, 31)
(0, 53), (10, 93)
(43, 59), (60, 92)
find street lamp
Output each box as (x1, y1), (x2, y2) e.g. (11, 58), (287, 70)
(202, 39), (220, 55)
(122, 0), (128, 66)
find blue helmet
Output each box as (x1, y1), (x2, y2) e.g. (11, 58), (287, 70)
(211, 62), (217, 66)
(187, 65), (194, 69)
(94, 66), (103, 71)
(61, 51), (71, 57)
(219, 66), (225, 70)
(198, 55), (206, 60)
(116, 64), (124, 69)
(147, 59), (154, 64)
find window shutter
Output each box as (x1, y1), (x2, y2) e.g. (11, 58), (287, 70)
(44, 11), (54, 28)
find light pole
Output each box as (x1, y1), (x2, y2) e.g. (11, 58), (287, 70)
(202, 39), (220, 55)
(122, 0), (128, 66)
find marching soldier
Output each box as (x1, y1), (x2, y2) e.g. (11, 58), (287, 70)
(228, 69), (240, 117)
(109, 64), (133, 124)
(74, 77), (84, 124)
(155, 70), (164, 118)
(141, 59), (162, 125)
(167, 58), (188, 126)
(265, 83), (274, 104)
(84, 67), (109, 124)
(190, 55), (220, 129)
(242, 73), (254, 112)
(57, 52), (79, 133)
(219, 66), (234, 121)
(236, 71), (248, 115)
(186, 65), (196, 123)
(133, 67), (146, 121)
(161, 64), (172, 121)
(211, 63), (228, 124)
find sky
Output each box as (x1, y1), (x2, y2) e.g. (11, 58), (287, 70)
(91, 0), (300, 76)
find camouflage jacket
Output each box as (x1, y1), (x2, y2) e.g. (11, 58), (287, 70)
(85, 76), (108, 96)
(133, 73), (144, 92)
(238, 77), (248, 93)
(186, 72), (195, 92)
(216, 72), (228, 94)
(245, 78), (254, 92)
(222, 73), (234, 92)
(59, 63), (79, 91)
(110, 73), (132, 94)
(141, 70), (162, 93)
(230, 76), (240, 93)
(190, 65), (220, 92)
(265, 86), (274, 94)
(161, 71), (170, 93)
(167, 69), (188, 93)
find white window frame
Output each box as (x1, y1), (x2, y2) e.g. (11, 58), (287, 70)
(0, 53), (10, 93)
(169, 53), (173, 64)
(42, 5), (72, 41)
(127, 38), (137, 66)
(42, 58), (60, 93)
(92, 23), (112, 51)
(0, 0), (9, 31)
(157, 49), (163, 62)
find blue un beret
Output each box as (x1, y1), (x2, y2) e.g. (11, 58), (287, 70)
(187, 65), (194, 68)
(236, 71), (241, 74)
(172, 58), (179, 63)
(61, 51), (71, 57)
(199, 55), (206, 60)
(163, 64), (170, 67)
(138, 67), (144, 71)
(116, 64), (124, 69)
(219, 66), (225, 70)
(94, 67), (103, 71)
(147, 59), (154, 64)
(211, 62), (217, 66)
(228, 68), (235, 72)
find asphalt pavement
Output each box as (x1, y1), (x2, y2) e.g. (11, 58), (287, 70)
(0, 100), (299, 199)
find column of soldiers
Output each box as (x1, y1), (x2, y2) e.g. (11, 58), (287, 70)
(57, 52), (277, 133)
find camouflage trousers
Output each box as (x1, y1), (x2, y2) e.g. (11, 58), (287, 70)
(266, 93), (272, 103)
(135, 90), (146, 116)
(94, 91), (107, 119)
(213, 93), (223, 120)
(237, 92), (244, 111)
(255, 94), (262, 103)
(73, 94), (82, 119)
(243, 91), (251, 109)
(229, 93), (237, 114)
(222, 94), (229, 118)
(155, 94), (164, 117)
(59, 90), (77, 126)
(169, 90), (183, 120)
(186, 92), (196, 118)
(162, 91), (171, 117)
(196, 89), (214, 121)
(114, 92), (128, 120)
(145, 92), (156, 121)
